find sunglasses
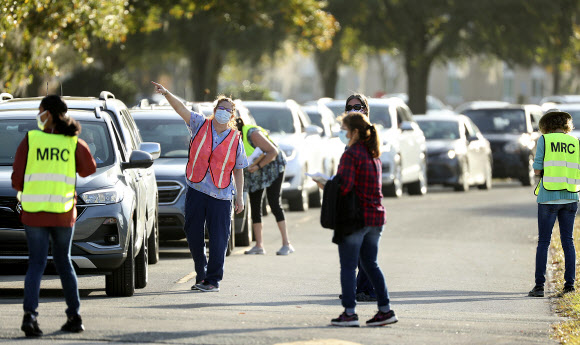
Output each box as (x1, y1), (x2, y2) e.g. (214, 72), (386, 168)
(217, 106), (234, 114)
(345, 104), (366, 111)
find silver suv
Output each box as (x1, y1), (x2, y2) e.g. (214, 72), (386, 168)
(0, 92), (160, 297)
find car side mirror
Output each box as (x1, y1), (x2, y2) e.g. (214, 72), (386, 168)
(305, 125), (323, 136)
(400, 121), (414, 131)
(139, 142), (161, 160)
(121, 150), (154, 170)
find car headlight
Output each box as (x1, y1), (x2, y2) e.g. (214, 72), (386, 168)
(80, 188), (123, 204)
(282, 148), (296, 160)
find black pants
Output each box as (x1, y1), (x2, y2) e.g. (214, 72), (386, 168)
(249, 171), (286, 224)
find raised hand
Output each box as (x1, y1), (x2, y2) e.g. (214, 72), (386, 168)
(151, 81), (168, 95)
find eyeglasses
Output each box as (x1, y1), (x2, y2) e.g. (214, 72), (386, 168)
(345, 104), (366, 111)
(217, 106), (234, 114)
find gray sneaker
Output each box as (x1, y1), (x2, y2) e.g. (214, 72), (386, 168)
(244, 246), (265, 255)
(195, 282), (220, 292)
(276, 244), (295, 255)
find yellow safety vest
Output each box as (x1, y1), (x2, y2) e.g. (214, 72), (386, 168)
(241, 125), (273, 157)
(535, 133), (580, 195)
(21, 130), (78, 213)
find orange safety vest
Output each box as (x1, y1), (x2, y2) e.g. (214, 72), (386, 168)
(186, 119), (240, 189)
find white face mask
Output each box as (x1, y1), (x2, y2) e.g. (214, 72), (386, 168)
(338, 129), (349, 145)
(36, 111), (48, 130)
(214, 109), (231, 124)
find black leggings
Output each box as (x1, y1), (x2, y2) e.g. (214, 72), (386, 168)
(249, 171), (286, 224)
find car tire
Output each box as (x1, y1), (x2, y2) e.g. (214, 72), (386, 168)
(226, 220), (234, 257)
(147, 207), (159, 264)
(454, 161), (470, 192)
(106, 230), (135, 297)
(383, 161), (403, 198)
(235, 198), (252, 247)
(308, 188), (322, 208)
(408, 156), (427, 196)
(135, 228), (148, 289)
(478, 160), (493, 190)
(520, 155), (534, 186)
(288, 176), (309, 211)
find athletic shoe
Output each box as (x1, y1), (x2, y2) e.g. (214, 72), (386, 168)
(356, 292), (377, 302)
(21, 313), (43, 337)
(244, 246), (265, 255)
(276, 244), (295, 255)
(366, 310), (398, 326)
(61, 314), (84, 333)
(528, 285), (544, 297)
(330, 312), (360, 327)
(196, 282), (220, 292)
(563, 285), (576, 294)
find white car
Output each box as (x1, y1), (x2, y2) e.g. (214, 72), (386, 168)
(244, 100), (325, 211)
(552, 104), (580, 139)
(383, 93), (456, 116)
(301, 103), (343, 176)
(324, 98), (427, 197)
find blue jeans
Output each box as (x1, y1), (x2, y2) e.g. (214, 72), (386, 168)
(536, 202), (577, 287)
(184, 187), (232, 287)
(338, 226), (390, 313)
(23, 225), (80, 317)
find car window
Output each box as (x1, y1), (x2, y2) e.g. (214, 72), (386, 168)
(0, 119), (114, 168)
(463, 109), (527, 134)
(122, 110), (143, 144)
(110, 121), (127, 161)
(134, 118), (191, 158)
(566, 110), (580, 129)
(369, 105), (392, 128)
(305, 110), (330, 137)
(120, 114), (138, 150)
(246, 106), (295, 134)
(324, 103), (345, 118)
(467, 118), (483, 136)
(416, 120), (460, 140)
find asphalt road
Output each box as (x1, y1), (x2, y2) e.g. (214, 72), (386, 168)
(0, 180), (559, 344)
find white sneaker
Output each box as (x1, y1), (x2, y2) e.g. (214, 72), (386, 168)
(276, 244), (295, 255)
(244, 246), (265, 255)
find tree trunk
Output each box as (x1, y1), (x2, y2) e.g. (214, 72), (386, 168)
(314, 49), (340, 98)
(189, 41), (223, 102)
(552, 61), (561, 95)
(405, 55), (430, 115)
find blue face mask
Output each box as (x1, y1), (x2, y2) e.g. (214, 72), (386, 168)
(338, 129), (349, 145)
(214, 109), (231, 124)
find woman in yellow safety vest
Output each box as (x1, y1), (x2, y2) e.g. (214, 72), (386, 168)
(529, 110), (580, 298)
(12, 95), (96, 336)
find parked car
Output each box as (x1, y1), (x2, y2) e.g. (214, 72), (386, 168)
(415, 115), (493, 191)
(382, 93), (455, 115)
(540, 95), (580, 105)
(551, 104), (580, 139)
(461, 103), (543, 185)
(323, 98), (427, 197)
(243, 100), (324, 211)
(0, 108), (157, 297)
(130, 104), (254, 251)
(301, 104), (343, 176)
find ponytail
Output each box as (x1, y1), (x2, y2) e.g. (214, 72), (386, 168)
(340, 112), (381, 158)
(40, 95), (81, 136)
(235, 117), (244, 133)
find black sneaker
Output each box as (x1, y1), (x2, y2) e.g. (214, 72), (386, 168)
(21, 313), (42, 337)
(61, 314), (84, 333)
(366, 310), (398, 326)
(563, 286), (576, 294)
(528, 285), (544, 297)
(356, 292), (377, 302)
(330, 312), (360, 327)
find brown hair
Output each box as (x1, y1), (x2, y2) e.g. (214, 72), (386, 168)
(340, 112), (381, 158)
(210, 95), (237, 130)
(345, 93), (370, 117)
(40, 95), (81, 136)
(539, 111), (573, 134)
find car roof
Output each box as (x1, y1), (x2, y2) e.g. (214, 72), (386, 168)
(0, 93), (129, 113)
(455, 101), (513, 112)
(129, 108), (184, 120)
(540, 95), (580, 104)
(553, 103), (580, 110)
(0, 109), (107, 122)
(415, 114), (465, 122)
(242, 101), (291, 109)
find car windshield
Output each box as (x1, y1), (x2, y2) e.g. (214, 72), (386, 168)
(417, 120), (460, 140)
(324, 103), (345, 118)
(134, 119), (191, 158)
(325, 103), (392, 128)
(305, 110), (323, 128)
(0, 119), (115, 168)
(463, 109), (526, 134)
(564, 110), (580, 129)
(246, 106), (295, 134)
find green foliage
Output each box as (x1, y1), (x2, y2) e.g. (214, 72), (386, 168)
(0, 0), (128, 95)
(61, 67), (138, 105)
(221, 81), (274, 101)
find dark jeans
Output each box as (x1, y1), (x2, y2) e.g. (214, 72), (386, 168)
(338, 226), (390, 312)
(249, 171), (285, 224)
(535, 202), (577, 287)
(184, 187), (232, 287)
(23, 225), (80, 317)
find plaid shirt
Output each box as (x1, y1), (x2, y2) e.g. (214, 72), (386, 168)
(337, 142), (386, 226)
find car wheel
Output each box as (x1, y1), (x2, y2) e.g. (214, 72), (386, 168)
(289, 176), (309, 211)
(308, 188), (322, 208)
(383, 161), (403, 198)
(520, 155), (534, 186)
(454, 161), (469, 192)
(408, 156), (427, 196)
(478, 160), (493, 190)
(135, 227), (148, 289)
(106, 229), (135, 297)
(235, 198), (252, 247)
(147, 207), (159, 264)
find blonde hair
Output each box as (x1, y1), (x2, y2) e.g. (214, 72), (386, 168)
(539, 111), (573, 134)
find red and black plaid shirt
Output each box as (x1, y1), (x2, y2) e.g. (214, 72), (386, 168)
(337, 142), (386, 226)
